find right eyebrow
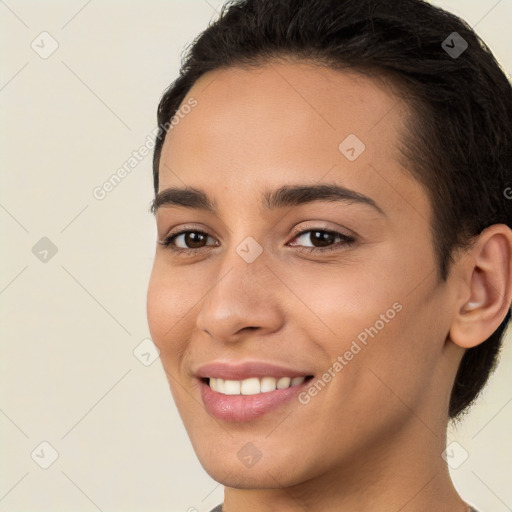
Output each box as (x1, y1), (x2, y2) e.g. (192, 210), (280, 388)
(151, 187), (217, 214)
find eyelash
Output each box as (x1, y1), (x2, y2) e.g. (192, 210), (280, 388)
(159, 227), (356, 256)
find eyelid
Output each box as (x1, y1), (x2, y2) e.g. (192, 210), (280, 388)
(159, 223), (215, 242)
(159, 222), (356, 255)
(286, 226), (356, 254)
(288, 222), (355, 240)
(158, 226), (218, 253)
(159, 220), (353, 241)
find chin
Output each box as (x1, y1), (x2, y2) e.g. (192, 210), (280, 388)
(193, 439), (312, 490)
(201, 460), (299, 489)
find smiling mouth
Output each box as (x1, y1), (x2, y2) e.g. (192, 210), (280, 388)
(201, 375), (315, 395)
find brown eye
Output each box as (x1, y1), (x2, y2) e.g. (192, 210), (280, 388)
(177, 231), (209, 248)
(309, 230), (336, 247)
(161, 230), (218, 252)
(288, 229), (355, 253)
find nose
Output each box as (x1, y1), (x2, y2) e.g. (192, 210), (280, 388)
(195, 247), (284, 343)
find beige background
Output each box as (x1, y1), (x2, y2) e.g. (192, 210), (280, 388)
(0, 1), (511, 511)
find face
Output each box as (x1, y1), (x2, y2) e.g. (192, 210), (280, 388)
(147, 60), (459, 489)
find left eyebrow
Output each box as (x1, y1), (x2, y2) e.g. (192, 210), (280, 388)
(262, 183), (385, 215)
(151, 183), (385, 216)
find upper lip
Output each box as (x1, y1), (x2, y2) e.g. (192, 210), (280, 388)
(195, 361), (314, 380)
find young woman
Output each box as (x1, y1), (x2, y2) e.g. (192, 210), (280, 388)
(147, 1), (512, 510)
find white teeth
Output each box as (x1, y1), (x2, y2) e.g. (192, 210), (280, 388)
(260, 376), (277, 392)
(240, 377), (260, 395)
(208, 376), (307, 395)
(277, 377), (291, 389)
(223, 380), (241, 395)
(291, 376), (305, 386)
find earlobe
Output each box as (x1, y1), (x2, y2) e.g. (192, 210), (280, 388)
(449, 224), (512, 350)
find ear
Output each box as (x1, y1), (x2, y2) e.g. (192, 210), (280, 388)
(449, 224), (512, 349)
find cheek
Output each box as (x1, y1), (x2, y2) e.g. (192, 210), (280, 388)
(290, 258), (436, 398)
(288, 258), (402, 339)
(146, 260), (196, 352)
(146, 273), (170, 347)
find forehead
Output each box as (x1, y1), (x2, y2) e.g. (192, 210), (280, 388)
(159, 60), (430, 223)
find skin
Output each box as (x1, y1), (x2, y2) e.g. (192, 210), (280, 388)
(147, 59), (512, 512)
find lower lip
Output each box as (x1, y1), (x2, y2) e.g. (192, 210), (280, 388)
(199, 378), (312, 422)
